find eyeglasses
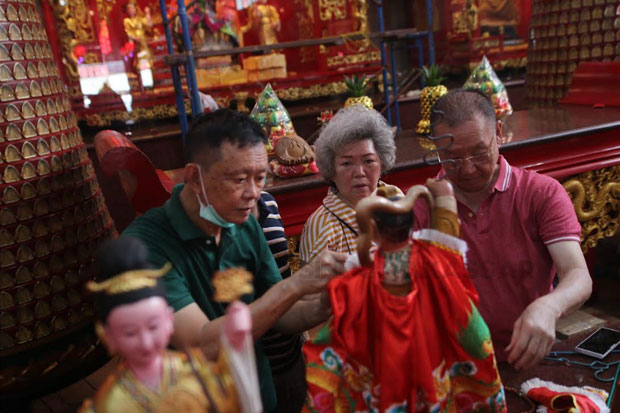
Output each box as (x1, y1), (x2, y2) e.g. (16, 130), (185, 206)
(438, 144), (494, 173)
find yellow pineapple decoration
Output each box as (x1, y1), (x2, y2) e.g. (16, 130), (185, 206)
(416, 65), (448, 135)
(344, 74), (373, 109)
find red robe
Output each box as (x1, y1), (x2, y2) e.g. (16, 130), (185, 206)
(304, 237), (507, 412)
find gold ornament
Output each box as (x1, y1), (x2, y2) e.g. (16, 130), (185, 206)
(212, 268), (253, 302)
(562, 165), (620, 253)
(416, 85), (448, 135)
(344, 96), (374, 109)
(319, 0), (347, 20)
(86, 263), (172, 295)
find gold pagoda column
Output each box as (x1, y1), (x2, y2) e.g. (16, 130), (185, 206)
(0, 0), (116, 397)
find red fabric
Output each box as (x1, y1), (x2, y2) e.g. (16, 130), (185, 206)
(304, 240), (506, 412)
(525, 385), (606, 412)
(269, 160), (318, 178)
(413, 157), (581, 360)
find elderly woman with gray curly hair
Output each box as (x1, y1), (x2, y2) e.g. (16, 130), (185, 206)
(299, 105), (400, 264)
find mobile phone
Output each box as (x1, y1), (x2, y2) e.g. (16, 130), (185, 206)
(574, 327), (620, 359)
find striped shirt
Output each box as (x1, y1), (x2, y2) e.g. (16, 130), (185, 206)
(257, 192), (303, 374)
(299, 187), (358, 264)
(300, 183), (402, 263)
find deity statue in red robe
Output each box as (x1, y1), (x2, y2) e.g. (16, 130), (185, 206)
(304, 180), (507, 412)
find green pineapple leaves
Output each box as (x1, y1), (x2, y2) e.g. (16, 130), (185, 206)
(421, 65), (446, 87)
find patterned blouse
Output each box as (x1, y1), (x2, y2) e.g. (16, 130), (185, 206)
(299, 182), (401, 264)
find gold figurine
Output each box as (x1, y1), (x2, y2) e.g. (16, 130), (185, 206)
(241, 0), (280, 46)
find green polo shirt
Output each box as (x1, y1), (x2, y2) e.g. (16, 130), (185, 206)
(123, 184), (281, 412)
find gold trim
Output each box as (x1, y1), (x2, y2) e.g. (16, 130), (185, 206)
(84, 80), (355, 125)
(84, 103), (182, 126)
(277, 80), (349, 101)
(562, 165), (620, 253)
(327, 50), (380, 67)
(319, 0), (346, 21)
(86, 262), (171, 294)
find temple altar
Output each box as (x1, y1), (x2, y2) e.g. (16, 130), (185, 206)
(40, 0), (383, 126)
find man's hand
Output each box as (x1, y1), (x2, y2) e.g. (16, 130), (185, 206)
(506, 296), (560, 370)
(425, 178), (454, 198)
(291, 250), (347, 295)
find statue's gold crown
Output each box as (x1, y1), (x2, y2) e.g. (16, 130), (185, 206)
(212, 267), (254, 302)
(86, 262), (172, 295)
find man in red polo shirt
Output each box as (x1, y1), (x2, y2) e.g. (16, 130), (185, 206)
(414, 89), (592, 370)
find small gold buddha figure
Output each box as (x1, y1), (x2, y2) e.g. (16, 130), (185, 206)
(123, 0), (154, 70)
(241, 0), (280, 46)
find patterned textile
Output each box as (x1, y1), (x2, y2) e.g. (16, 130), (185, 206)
(80, 349), (239, 412)
(300, 187), (359, 264)
(303, 233), (506, 412)
(300, 183), (401, 264)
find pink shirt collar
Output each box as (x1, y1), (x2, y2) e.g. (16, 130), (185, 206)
(493, 156), (511, 193)
(437, 155), (511, 193)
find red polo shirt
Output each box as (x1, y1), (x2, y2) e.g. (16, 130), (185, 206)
(413, 156), (581, 360)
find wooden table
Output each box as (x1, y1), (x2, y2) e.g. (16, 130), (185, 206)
(499, 317), (620, 411)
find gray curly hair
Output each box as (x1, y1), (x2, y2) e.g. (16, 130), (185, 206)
(315, 105), (396, 182)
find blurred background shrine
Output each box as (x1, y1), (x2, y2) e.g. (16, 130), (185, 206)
(36, 0), (620, 233)
(39, 0), (531, 134)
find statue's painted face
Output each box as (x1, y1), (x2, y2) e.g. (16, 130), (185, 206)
(104, 296), (174, 369)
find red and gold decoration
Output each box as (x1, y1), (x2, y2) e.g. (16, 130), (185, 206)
(463, 56), (512, 119)
(303, 187), (506, 411)
(0, 0), (115, 395)
(526, 0), (620, 107)
(521, 378), (610, 412)
(441, 0), (530, 70)
(36, 0), (381, 126)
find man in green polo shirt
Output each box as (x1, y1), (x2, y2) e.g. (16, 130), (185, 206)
(123, 108), (347, 412)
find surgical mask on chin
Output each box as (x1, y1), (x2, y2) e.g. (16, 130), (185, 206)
(194, 165), (235, 228)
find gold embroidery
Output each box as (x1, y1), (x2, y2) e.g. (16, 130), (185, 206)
(86, 263), (172, 294)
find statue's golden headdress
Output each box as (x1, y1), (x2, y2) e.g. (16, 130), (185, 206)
(86, 262), (171, 295)
(88, 237), (171, 321)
